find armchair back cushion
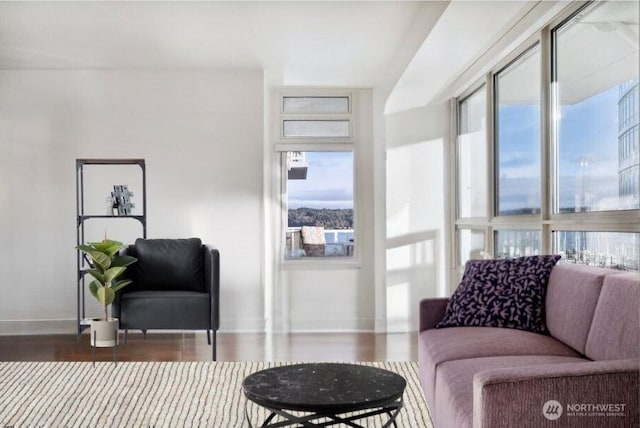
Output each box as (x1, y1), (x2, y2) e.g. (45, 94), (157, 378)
(126, 238), (204, 292)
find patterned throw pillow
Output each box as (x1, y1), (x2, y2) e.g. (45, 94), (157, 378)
(436, 255), (561, 333)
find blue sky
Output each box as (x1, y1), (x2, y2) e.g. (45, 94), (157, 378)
(288, 151), (354, 209)
(499, 84), (625, 212)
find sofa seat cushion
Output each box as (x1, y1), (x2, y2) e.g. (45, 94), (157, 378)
(118, 291), (210, 330)
(434, 355), (588, 428)
(418, 327), (581, 407)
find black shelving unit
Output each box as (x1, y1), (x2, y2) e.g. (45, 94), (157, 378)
(76, 158), (147, 335)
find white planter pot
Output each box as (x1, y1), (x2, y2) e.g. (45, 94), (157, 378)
(90, 318), (119, 348)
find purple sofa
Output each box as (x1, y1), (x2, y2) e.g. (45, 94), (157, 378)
(418, 264), (639, 427)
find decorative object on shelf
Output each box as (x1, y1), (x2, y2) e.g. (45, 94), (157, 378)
(105, 195), (117, 215)
(76, 238), (137, 351)
(111, 185), (135, 216)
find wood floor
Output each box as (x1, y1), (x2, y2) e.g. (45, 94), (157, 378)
(0, 332), (418, 362)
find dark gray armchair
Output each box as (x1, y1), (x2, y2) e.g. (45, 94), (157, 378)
(112, 238), (220, 360)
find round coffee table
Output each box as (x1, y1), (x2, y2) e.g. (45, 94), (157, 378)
(242, 363), (406, 428)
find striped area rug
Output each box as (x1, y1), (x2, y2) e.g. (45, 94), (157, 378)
(0, 361), (432, 427)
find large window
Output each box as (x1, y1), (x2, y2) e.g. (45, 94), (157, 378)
(495, 45), (541, 216)
(553, 1), (639, 213)
(453, 1), (639, 274)
(277, 93), (356, 260)
(458, 86), (488, 218)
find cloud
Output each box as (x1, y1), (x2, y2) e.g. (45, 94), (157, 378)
(499, 151), (538, 169)
(288, 187), (354, 209)
(498, 175), (629, 212)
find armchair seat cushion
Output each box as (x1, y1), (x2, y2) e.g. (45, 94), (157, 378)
(118, 290), (211, 330)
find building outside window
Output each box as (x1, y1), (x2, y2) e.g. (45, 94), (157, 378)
(454, 1), (639, 273)
(276, 93), (356, 260)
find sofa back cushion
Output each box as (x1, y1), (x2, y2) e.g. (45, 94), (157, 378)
(126, 238), (205, 292)
(585, 272), (640, 361)
(545, 264), (611, 354)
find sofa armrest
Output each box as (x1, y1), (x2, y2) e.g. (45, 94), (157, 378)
(473, 359), (640, 427)
(419, 298), (449, 332)
(203, 245), (220, 330)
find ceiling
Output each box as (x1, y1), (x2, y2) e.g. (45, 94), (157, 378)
(0, 1), (444, 89)
(3, 1), (611, 113)
(385, 0), (533, 114)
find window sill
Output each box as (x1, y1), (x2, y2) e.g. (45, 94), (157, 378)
(280, 257), (362, 271)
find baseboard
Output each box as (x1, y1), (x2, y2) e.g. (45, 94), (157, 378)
(219, 317), (266, 333)
(288, 318), (376, 333)
(0, 318), (268, 335)
(0, 319), (76, 335)
(0, 318), (388, 335)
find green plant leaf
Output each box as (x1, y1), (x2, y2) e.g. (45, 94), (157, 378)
(78, 239), (135, 307)
(88, 280), (100, 300)
(96, 286), (116, 306)
(111, 255), (138, 268)
(104, 266), (126, 283)
(111, 279), (132, 292)
(92, 240), (124, 256)
(86, 251), (111, 271)
(76, 244), (97, 253)
(86, 269), (105, 284)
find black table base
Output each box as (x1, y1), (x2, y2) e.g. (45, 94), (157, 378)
(245, 398), (403, 428)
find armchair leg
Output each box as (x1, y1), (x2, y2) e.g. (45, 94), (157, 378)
(124, 329), (128, 344)
(142, 330), (147, 340)
(212, 330), (217, 361)
(206, 330), (211, 345)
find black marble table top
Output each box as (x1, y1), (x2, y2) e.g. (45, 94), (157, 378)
(242, 363), (406, 413)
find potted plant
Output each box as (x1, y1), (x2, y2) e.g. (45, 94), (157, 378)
(76, 239), (137, 347)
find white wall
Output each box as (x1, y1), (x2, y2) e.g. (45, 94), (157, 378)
(385, 102), (450, 332)
(0, 69), (265, 334)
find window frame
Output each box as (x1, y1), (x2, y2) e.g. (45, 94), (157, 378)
(274, 89), (360, 268)
(452, 1), (640, 277)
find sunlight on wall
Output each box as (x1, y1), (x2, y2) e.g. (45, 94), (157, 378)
(385, 138), (445, 332)
(386, 281), (409, 332)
